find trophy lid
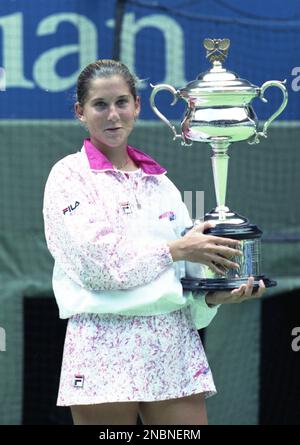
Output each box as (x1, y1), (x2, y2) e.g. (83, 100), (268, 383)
(180, 39), (259, 97)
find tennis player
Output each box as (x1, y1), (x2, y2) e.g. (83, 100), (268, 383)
(43, 60), (265, 425)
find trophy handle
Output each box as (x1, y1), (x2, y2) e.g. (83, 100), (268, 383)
(249, 80), (288, 144)
(150, 83), (185, 143)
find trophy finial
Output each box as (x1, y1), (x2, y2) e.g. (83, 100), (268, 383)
(204, 38), (230, 64)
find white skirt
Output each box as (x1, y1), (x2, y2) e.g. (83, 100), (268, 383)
(57, 306), (216, 406)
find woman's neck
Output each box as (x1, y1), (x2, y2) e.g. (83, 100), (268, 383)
(90, 139), (138, 171)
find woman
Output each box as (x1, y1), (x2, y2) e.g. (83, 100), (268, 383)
(43, 60), (265, 425)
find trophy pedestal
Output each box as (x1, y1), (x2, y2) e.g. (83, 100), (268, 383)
(181, 210), (277, 292)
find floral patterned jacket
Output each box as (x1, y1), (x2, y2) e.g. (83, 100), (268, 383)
(43, 139), (219, 328)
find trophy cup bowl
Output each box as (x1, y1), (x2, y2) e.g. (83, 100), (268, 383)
(150, 38), (288, 291)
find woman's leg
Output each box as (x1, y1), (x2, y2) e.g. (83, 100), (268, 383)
(71, 401), (140, 425)
(139, 393), (208, 425)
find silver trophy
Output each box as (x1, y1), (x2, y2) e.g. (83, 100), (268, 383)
(150, 38), (288, 291)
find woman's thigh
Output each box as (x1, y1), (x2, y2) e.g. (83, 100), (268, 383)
(71, 401), (140, 425)
(139, 393), (208, 425)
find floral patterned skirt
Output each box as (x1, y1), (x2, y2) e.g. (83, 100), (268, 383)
(57, 306), (216, 406)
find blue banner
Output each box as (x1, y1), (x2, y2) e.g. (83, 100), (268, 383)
(0, 0), (299, 119)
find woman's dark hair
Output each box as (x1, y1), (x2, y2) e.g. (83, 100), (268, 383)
(76, 60), (138, 106)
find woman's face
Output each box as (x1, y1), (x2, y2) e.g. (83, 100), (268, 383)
(75, 75), (140, 151)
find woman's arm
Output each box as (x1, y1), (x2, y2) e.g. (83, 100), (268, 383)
(43, 163), (173, 291)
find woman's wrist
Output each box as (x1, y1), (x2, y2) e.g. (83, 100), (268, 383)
(167, 239), (185, 262)
(205, 291), (217, 307)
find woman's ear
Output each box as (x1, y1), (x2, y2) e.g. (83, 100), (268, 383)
(75, 102), (86, 122)
(134, 96), (141, 120)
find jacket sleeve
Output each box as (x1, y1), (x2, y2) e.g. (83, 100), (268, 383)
(189, 293), (220, 330)
(43, 163), (173, 291)
(173, 193), (220, 329)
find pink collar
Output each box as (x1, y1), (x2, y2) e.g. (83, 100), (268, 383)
(83, 139), (167, 175)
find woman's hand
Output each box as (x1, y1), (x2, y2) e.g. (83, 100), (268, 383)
(205, 276), (266, 306)
(168, 221), (242, 275)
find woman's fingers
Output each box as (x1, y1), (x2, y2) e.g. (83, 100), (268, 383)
(212, 244), (242, 259)
(243, 277), (265, 299)
(208, 278), (267, 306)
(192, 224), (241, 249)
(209, 261), (227, 276)
(213, 236), (241, 249)
(244, 276), (254, 297)
(254, 279), (266, 298)
(232, 278), (265, 300)
(231, 285), (246, 297)
(210, 253), (240, 271)
(207, 252), (240, 276)
(192, 221), (215, 234)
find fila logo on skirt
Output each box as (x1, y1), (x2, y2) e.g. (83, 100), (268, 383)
(74, 375), (84, 388)
(119, 201), (132, 214)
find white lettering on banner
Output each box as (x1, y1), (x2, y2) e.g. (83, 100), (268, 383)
(0, 10), (186, 92)
(107, 13), (187, 88)
(33, 13), (97, 92)
(291, 67), (300, 92)
(0, 327), (6, 352)
(0, 13), (34, 88)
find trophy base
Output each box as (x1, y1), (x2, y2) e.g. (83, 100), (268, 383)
(183, 212), (277, 292)
(181, 275), (277, 292)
